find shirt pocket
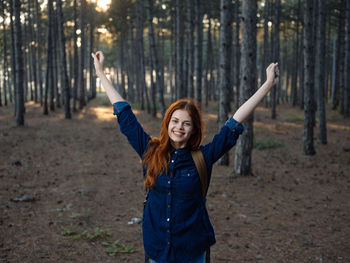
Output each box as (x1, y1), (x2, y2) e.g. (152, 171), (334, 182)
(173, 168), (200, 199)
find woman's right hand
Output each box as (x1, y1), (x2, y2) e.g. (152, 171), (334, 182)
(91, 51), (104, 77)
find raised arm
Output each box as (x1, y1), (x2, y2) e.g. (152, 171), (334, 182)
(233, 63), (279, 123)
(91, 51), (125, 104)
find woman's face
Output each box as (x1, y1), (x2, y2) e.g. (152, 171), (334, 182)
(168, 109), (194, 149)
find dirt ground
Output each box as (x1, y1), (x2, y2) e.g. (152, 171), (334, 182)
(1, 95), (350, 263)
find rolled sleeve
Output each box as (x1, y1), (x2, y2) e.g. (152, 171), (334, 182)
(225, 117), (244, 134)
(113, 101), (130, 117)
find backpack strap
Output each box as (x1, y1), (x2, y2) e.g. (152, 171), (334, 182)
(191, 150), (208, 197)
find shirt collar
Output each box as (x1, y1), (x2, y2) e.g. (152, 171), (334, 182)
(170, 145), (190, 155)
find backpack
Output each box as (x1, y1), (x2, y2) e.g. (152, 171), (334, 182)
(144, 150), (210, 263)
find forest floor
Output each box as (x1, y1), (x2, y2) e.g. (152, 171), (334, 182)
(0, 94), (350, 263)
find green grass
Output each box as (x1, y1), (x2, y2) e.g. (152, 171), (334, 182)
(283, 115), (304, 123)
(254, 138), (284, 150)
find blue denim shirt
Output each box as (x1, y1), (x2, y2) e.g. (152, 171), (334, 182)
(113, 102), (244, 263)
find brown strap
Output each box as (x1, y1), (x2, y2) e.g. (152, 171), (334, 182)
(191, 150), (208, 197)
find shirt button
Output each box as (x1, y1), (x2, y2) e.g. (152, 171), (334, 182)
(168, 241), (170, 245)
(168, 192), (171, 195)
(168, 205), (171, 208)
(171, 160), (174, 163)
(167, 218), (170, 222)
(168, 180), (170, 184)
(175, 151), (177, 154)
(167, 229), (170, 233)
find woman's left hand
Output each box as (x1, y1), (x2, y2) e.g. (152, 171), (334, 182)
(266, 62), (279, 86)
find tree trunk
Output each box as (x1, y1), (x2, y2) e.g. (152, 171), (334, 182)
(234, 0), (257, 175)
(1, 0), (8, 106)
(195, 0), (204, 106)
(34, 0), (43, 105)
(89, 14), (96, 100)
(218, 0), (233, 166)
(79, 0), (86, 109)
(291, 0), (300, 106)
(332, 0), (345, 111)
(14, 0), (24, 125)
(271, 0), (280, 119)
(234, 0), (240, 110)
(9, 0), (16, 108)
(314, 0), (327, 143)
(136, 0), (150, 113)
(187, 0), (195, 99)
(303, 0), (316, 155)
(176, 0), (185, 99)
(147, 0), (165, 116)
(44, 0), (54, 115)
(57, 0), (71, 119)
(72, 0), (78, 112)
(52, 8), (59, 110)
(345, 0), (350, 117)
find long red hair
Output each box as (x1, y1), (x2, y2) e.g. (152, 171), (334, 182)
(143, 98), (203, 189)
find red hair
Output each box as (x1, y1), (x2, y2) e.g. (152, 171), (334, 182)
(143, 98), (203, 189)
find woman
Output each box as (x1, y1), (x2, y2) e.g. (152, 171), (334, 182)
(91, 51), (278, 263)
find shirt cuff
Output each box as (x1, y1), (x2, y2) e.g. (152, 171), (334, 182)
(225, 117), (244, 134)
(113, 101), (130, 116)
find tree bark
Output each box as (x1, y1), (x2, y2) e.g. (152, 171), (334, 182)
(271, 0), (280, 119)
(187, 0), (195, 99)
(34, 0), (43, 105)
(303, 0), (316, 155)
(195, 0), (204, 106)
(57, 0), (71, 119)
(79, 0), (86, 109)
(315, 0), (327, 143)
(176, 0), (185, 99)
(332, 0), (345, 111)
(14, 0), (24, 125)
(9, 0), (16, 107)
(234, 0), (240, 110)
(345, 0), (350, 117)
(72, 0), (78, 112)
(234, 0), (257, 175)
(147, 0), (165, 116)
(218, 0), (233, 166)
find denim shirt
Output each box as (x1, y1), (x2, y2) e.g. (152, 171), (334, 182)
(113, 102), (244, 263)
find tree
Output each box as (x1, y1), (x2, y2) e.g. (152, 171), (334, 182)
(147, 0), (166, 116)
(233, 0), (240, 110)
(271, 0), (280, 119)
(34, 0), (43, 105)
(195, 0), (204, 105)
(176, 0), (185, 99)
(234, 0), (257, 175)
(187, 0), (195, 99)
(345, 0), (350, 117)
(315, 0), (326, 144)
(218, 0), (233, 166)
(332, 0), (345, 111)
(72, 0), (79, 112)
(303, 0), (316, 155)
(135, 0), (150, 112)
(79, 0), (87, 109)
(14, 0), (25, 125)
(57, 0), (71, 119)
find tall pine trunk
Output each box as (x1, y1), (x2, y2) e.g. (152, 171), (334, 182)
(271, 0), (280, 119)
(176, 0), (185, 99)
(303, 0), (316, 155)
(79, 0), (86, 109)
(234, 0), (257, 175)
(187, 0), (195, 99)
(345, 0), (350, 117)
(218, 0), (233, 166)
(234, 0), (240, 110)
(72, 0), (78, 112)
(315, 0), (326, 143)
(195, 0), (204, 105)
(57, 0), (71, 119)
(14, 0), (24, 125)
(147, 0), (165, 116)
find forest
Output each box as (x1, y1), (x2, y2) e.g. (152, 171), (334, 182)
(0, 0), (350, 262)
